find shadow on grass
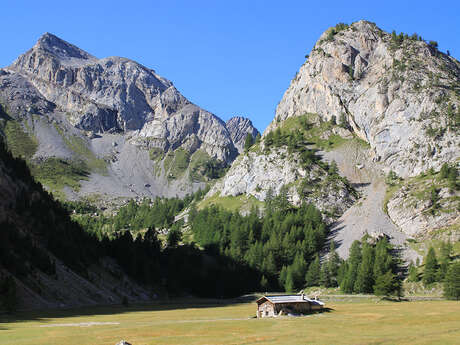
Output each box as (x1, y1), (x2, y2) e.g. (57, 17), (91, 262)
(0, 295), (261, 329)
(282, 307), (334, 318)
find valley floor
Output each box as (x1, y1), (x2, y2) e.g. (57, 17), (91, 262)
(1, 299), (459, 344)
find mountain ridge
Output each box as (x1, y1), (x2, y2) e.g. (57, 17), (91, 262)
(0, 33), (258, 202)
(206, 20), (459, 258)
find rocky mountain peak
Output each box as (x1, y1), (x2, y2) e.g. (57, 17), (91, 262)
(272, 20), (460, 177)
(226, 116), (260, 153)
(31, 32), (97, 64)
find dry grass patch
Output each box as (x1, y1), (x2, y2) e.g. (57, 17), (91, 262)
(1, 299), (460, 344)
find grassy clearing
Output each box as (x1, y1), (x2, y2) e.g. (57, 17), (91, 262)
(407, 236), (460, 258)
(277, 113), (356, 151)
(163, 148), (190, 180)
(54, 125), (107, 175)
(198, 193), (264, 212)
(149, 147), (164, 161)
(1, 300), (459, 344)
(189, 150), (211, 182)
(1, 120), (38, 159)
(30, 158), (90, 198)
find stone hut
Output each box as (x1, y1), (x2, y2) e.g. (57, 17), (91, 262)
(256, 294), (324, 318)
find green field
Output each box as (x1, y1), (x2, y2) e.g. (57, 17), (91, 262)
(1, 299), (459, 344)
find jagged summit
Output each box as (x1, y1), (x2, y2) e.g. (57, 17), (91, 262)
(31, 32), (97, 64)
(0, 33), (259, 200)
(226, 116), (260, 153)
(271, 19), (460, 177)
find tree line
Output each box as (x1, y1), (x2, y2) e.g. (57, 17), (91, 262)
(408, 242), (460, 300)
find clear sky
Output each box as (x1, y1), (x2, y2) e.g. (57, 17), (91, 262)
(2, 0), (459, 132)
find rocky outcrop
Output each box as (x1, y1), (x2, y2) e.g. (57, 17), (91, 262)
(6, 33), (238, 163)
(226, 116), (259, 153)
(387, 178), (460, 240)
(0, 33), (256, 200)
(209, 146), (355, 222)
(208, 20), (459, 249)
(271, 20), (460, 178)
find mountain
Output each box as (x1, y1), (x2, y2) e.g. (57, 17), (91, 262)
(226, 116), (260, 153)
(0, 33), (257, 203)
(206, 20), (459, 259)
(0, 140), (152, 310)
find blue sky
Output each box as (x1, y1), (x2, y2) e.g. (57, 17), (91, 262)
(2, 0), (459, 132)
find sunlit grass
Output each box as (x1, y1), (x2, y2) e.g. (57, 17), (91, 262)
(1, 300), (459, 344)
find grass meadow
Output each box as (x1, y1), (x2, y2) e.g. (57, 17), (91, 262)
(1, 299), (459, 345)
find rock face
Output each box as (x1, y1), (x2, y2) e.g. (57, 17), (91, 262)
(0, 33), (253, 201)
(208, 20), (459, 255)
(272, 20), (460, 178)
(210, 146), (356, 221)
(225, 116), (259, 153)
(8, 33), (237, 162)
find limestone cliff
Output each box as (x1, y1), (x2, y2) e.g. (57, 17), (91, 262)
(272, 20), (459, 178)
(0, 33), (253, 201)
(208, 21), (459, 257)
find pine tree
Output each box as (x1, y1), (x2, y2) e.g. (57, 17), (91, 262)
(279, 265), (288, 288)
(290, 253), (307, 289)
(439, 163), (450, 179)
(260, 275), (269, 291)
(354, 242), (375, 293)
(0, 276), (18, 313)
(320, 262), (331, 287)
(374, 270), (397, 297)
(305, 255), (320, 287)
(244, 133), (254, 152)
(327, 242), (341, 287)
(437, 241), (452, 281)
(423, 247), (438, 285)
(341, 240), (361, 293)
(407, 262), (419, 282)
(285, 268), (295, 292)
(444, 262), (460, 300)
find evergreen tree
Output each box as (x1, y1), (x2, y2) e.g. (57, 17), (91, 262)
(328, 161), (338, 175)
(279, 265), (288, 288)
(320, 262), (331, 287)
(0, 276), (18, 313)
(373, 237), (392, 280)
(423, 247), (438, 285)
(327, 242), (341, 287)
(374, 270), (398, 297)
(341, 241), (361, 293)
(354, 242), (375, 293)
(260, 275), (269, 291)
(439, 163), (450, 179)
(290, 253), (307, 289)
(305, 254), (320, 287)
(444, 262), (460, 300)
(285, 267), (295, 292)
(337, 261), (348, 287)
(407, 262), (419, 282)
(437, 241), (452, 281)
(244, 133), (254, 152)
(264, 131), (274, 147)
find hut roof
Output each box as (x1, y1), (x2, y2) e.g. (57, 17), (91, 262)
(256, 295), (324, 306)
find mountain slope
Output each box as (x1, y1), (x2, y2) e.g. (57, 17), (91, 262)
(273, 20), (459, 177)
(226, 116), (260, 153)
(208, 20), (459, 258)
(0, 33), (257, 203)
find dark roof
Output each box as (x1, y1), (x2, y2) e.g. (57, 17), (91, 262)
(256, 295), (324, 306)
